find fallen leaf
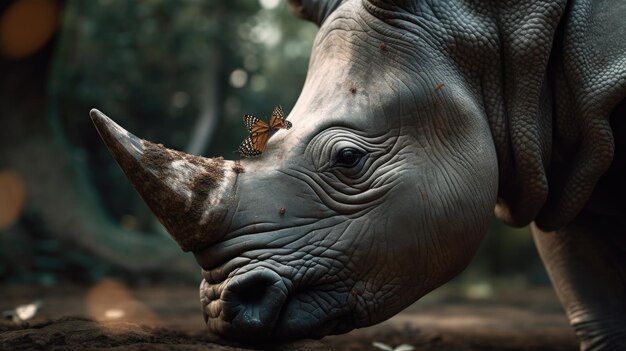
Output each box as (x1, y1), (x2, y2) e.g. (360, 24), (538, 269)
(372, 342), (394, 351)
(3, 300), (42, 322)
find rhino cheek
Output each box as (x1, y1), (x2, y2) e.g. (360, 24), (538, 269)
(346, 133), (497, 324)
(196, 132), (496, 340)
(196, 161), (408, 338)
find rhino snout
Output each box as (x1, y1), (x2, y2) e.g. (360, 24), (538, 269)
(223, 269), (288, 335)
(201, 268), (290, 340)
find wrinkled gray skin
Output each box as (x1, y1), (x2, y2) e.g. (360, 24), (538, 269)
(91, 0), (626, 349)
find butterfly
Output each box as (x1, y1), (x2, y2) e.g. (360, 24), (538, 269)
(239, 105), (292, 157)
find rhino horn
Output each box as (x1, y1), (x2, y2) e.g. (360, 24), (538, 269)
(90, 109), (239, 252)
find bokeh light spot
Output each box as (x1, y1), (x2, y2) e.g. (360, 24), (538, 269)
(229, 69), (248, 88)
(0, 170), (27, 230)
(87, 279), (159, 324)
(104, 308), (125, 319)
(0, 0), (60, 59)
(250, 75), (267, 92)
(171, 91), (190, 109)
(259, 0), (280, 10)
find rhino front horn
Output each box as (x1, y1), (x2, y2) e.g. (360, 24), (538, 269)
(90, 109), (239, 252)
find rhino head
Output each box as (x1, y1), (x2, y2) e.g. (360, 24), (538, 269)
(92, 0), (615, 342)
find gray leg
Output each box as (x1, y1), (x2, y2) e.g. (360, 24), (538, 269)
(532, 212), (626, 351)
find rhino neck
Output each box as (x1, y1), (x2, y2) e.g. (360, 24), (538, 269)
(471, 0), (618, 230)
(90, 109), (240, 252)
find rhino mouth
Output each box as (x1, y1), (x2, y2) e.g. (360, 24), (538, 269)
(199, 264), (356, 341)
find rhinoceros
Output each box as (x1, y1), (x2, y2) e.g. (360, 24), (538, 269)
(90, 0), (626, 349)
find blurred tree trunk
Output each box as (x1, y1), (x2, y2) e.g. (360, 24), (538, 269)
(0, 0), (197, 280)
(185, 3), (227, 156)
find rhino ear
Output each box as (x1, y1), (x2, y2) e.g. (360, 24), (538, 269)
(287, 0), (344, 26)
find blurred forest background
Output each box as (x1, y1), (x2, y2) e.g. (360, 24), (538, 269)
(0, 0), (547, 297)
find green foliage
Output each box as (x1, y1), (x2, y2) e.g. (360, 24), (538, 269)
(50, 0), (317, 227)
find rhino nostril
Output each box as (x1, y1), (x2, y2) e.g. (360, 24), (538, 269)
(220, 268), (288, 336)
(237, 283), (267, 305)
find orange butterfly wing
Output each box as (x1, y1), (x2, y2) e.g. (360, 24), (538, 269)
(240, 106), (291, 158)
(240, 116), (271, 157)
(243, 114), (269, 133)
(239, 137), (257, 157)
(269, 105), (292, 130)
(239, 132), (270, 157)
(252, 130), (270, 153)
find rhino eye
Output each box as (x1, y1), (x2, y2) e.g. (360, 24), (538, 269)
(335, 148), (364, 168)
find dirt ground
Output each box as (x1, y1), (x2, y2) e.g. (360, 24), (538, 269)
(0, 282), (578, 350)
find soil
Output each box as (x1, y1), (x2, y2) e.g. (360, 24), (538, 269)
(0, 282), (578, 350)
